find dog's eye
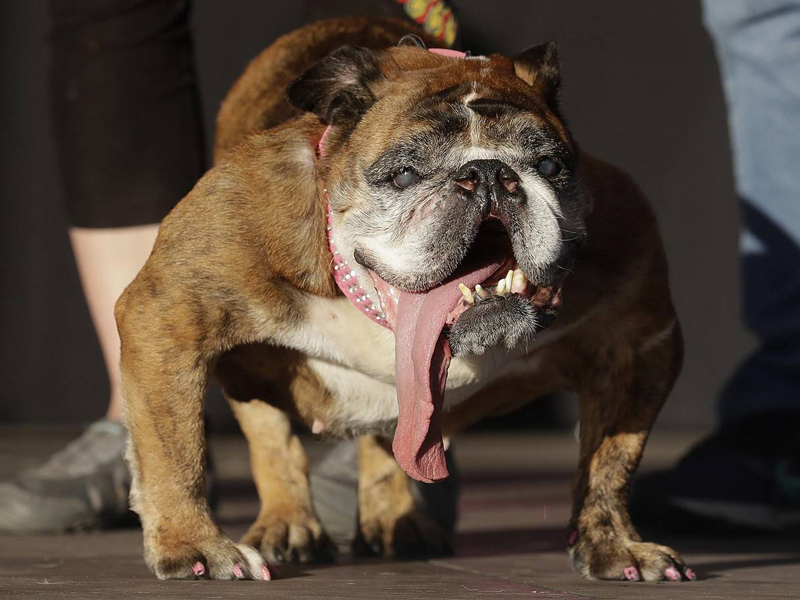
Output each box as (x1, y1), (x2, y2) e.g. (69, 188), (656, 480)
(392, 167), (420, 189)
(537, 157), (561, 178)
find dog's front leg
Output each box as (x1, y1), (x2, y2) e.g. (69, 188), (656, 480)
(229, 399), (336, 564)
(117, 291), (270, 581)
(568, 328), (695, 582)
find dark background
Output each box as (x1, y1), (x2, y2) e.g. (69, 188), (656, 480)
(0, 1), (753, 430)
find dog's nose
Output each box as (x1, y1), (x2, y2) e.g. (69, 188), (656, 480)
(454, 159), (523, 215)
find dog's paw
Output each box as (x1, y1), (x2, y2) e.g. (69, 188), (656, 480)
(448, 295), (539, 357)
(147, 534), (273, 580)
(568, 532), (695, 582)
(354, 508), (453, 559)
(241, 512), (336, 564)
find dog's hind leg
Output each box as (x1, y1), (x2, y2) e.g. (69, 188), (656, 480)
(229, 398), (337, 564)
(354, 435), (454, 559)
(567, 320), (696, 582)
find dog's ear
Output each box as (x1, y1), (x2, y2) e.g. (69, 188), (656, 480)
(287, 45), (385, 126)
(512, 41), (561, 111)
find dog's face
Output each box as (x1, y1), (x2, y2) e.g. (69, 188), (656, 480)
(289, 43), (588, 357)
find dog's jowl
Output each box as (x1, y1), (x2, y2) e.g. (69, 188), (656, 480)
(116, 17), (690, 582)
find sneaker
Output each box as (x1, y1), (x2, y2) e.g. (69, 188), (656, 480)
(0, 419), (134, 534)
(631, 411), (800, 534)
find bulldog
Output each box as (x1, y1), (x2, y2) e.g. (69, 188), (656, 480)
(116, 17), (693, 583)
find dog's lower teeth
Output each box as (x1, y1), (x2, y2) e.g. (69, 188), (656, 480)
(470, 270), (525, 303)
(458, 283), (474, 304)
(496, 279), (508, 296)
(511, 269), (527, 294)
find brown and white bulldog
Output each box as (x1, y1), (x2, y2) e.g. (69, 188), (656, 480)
(116, 17), (693, 583)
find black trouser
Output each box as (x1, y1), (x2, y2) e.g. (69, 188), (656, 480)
(48, 0), (205, 227)
(47, 0), (409, 228)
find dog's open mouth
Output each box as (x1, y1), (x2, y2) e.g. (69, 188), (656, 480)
(363, 220), (562, 484)
(371, 220), (562, 330)
(445, 221), (563, 328)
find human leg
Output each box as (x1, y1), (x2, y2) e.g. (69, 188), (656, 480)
(0, 0), (203, 534)
(631, 0), (800, 533)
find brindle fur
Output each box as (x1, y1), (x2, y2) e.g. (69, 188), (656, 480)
(117, 17), (686, 582)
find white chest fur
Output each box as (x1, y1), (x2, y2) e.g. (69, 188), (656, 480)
(261, 295), (544, 433)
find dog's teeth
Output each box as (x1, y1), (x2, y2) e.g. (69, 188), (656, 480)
(496, 279), (508, 296)
(458, 283), (474, 304)
(475, 284), (489, 299)
(505, 269), (514, 292)
(511, 269), (526, 294)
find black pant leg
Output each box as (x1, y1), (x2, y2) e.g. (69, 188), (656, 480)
(48, 0), (205, 227)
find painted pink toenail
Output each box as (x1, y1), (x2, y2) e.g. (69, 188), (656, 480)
(192, 562), (205, 577)
(623, 566), (641, 581)
(261, 564), (272, 581)
(233, 564), (244, 579)
(684, 568), (696, 581)
(567, 530), (578, 546)
(665, 566), (681, 581)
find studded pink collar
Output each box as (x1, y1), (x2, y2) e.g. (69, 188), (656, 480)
(319, 47), (467, 329)
(325, 197), (390, 328)
(319, 128), (389, 328)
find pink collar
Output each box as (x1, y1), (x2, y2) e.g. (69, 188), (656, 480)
(320, 47), (467, 329)
(325, 204), (390, 328)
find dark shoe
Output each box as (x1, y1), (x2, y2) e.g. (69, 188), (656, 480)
(631, 411), (800, 534)
(0, 419), (220, 535)
(0, 420), (134, 534)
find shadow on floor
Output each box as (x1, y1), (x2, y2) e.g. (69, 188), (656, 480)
(455, 526), (567, 557)
(211, 473), (800, 582)
(660, 531), (800, 576)
(455, 526), (800, 579)
(694, 555), (800, 578)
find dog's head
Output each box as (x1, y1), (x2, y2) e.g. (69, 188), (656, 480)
(289, 42), (587, 355)
(288, 41), (589, 482)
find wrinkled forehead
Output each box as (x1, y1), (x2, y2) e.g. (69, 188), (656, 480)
(356, 76), (571, 171)
(407, 81), (556, 135)
(358, 56), (571, 156)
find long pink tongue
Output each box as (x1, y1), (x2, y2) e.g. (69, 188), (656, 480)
(392, 261), (502, 483)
